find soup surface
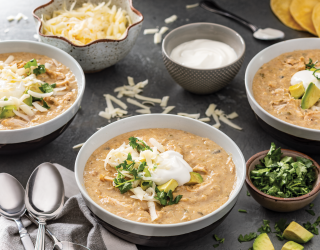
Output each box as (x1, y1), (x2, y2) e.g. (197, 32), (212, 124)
(253, 49), (320, 130)
(83, 128), (236, 224)
(0, 52), (78, 130)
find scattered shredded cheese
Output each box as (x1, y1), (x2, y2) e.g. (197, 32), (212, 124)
(136, 109), (151, 114)
(205, 103), (217, 117)
(127, 98), (150, 110)
(127, 76), (135, 86)
(104, 94), (127, 110)
(160, 96), (169, 107)
(186, 3), (199, 9)
(148, 201), (158, 221)
(162, 106), (175, 114)
(32, 102), (48, 112)
(142, 101), (155, 106)
(13, 109), (30, 122)
(154, 32), (162, 44)
(177, 113), (200, 119)
(73, 142), (85, 149)
(198, 117), (210, 122)
(219, 115), (242, 130)
(159, 27), (169, 35)
(135, 94), (161, 103)
(4, 55), (14, 64)
(165, 15), (177, 24)
(227, 112), (239, 119)
(143, 29), (159, 35)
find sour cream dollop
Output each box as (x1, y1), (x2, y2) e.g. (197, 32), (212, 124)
(253, 28), (284, 40)
(151, 151), (193, 186)
(170, 39), (237, 69)
(291, 70), (320, 89)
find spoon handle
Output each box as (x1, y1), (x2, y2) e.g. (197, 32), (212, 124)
(15, 219), (34, 250)
(200, 0), (258, 32)
(35, 220), (46, 250)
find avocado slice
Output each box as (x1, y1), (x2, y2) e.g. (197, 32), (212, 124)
(283, 221), (314, 243)
(185, 172), (203, 185)
(141, 167), (152, 191)
(0, 105), (17, 119)
(281, 241), (304, 250)
(301, 82), (320, 109)
(289, 82), (305, 99)
(253, 233), (275, 250)
(158, 179), (179, 193)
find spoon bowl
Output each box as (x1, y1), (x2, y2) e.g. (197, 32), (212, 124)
(200, 0), (284, 40)
(0, 173), (34, 250)
(25, 162), (65, 250)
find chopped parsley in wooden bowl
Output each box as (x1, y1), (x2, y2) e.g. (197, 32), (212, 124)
(245, 143), (320, 212)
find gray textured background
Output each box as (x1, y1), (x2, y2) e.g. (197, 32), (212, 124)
(1, 0), (319, 249)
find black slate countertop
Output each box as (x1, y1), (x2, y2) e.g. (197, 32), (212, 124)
(1, 0), (319, 249)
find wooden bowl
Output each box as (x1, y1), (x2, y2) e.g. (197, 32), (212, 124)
(246, 149), (320, 212)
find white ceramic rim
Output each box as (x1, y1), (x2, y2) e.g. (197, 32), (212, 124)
(162, 22), (246, 71)
(75, 114), (246, 229)
(0, 40), (85, 140)
(245, 38), (320, 135)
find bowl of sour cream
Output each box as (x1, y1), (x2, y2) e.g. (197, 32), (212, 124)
(162, 23), (245, 94)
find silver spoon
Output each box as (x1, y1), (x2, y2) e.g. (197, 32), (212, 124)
(25, 213), (90, 250)
(200, 0), (285, 40)
(25, 163), (65, 250)
(0, 173), (34, 250)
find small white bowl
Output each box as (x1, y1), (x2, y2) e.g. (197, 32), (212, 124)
(0, 40), (85, 147)
(75, 114), (246, 246)
(33, 0), (144, 73)
(245, 38), (320, 153)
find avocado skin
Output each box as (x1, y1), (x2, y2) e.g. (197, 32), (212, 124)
(283, 221), (314, 243)
(185, 172), (203, 185)
(0, 105), (17, 119)
(158, 179), (178, 193)
(301, 82), (320, 109)
(253, 233), (275, 250)
(281, 241), (304, 250)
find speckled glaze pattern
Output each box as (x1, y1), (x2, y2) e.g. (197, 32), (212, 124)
(246, 149), (320, 212)
(162, 23), (245, 94)
(163, 53), (244, 94)
(33, 0), (143, 73)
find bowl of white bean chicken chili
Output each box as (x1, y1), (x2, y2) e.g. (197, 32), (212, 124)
(0, 40), (85, 154)
(75, 114), (245, 247)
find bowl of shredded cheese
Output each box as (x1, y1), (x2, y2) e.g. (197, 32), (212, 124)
(33, 0), (143, 73)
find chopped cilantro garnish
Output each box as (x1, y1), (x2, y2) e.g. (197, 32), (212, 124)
(213, 244), (219, 248)
(238, 209), (247, 213)
(24, 59), (46, 76)
(257, 220), (271, 234)
(250, 143), (316, 198)
(213, 235), (224, 243)
(305, 58), (317, 70)
(274, 218), (288, 240)
(309, 203), (315, 209)
(247, 191), (251, 196)
(303, 218), (319, 235)
(306, 209), (316, 216)
(39, 82), (56, 93)
(238, 232), (257, 243)
(154, 187), (182, 206)
(129, 137), (152, 152)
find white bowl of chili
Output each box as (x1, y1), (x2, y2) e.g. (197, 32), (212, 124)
(75, 114), (246, 247)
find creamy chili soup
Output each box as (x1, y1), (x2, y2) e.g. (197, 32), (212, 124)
(84, 128), (236, 224)
(0, 52), (77, 130)
(253, 50), (320, 130)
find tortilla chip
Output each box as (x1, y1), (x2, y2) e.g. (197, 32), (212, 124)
(270, 0), (304, 31)
(290, 0), (320, 35)
(312, 3), (320, 36)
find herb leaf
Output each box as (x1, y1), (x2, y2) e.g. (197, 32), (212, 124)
(247, 191), (251, 196)
(305, 58), (317, 70)
(257, 220), (271, 234)
(213, 234), (225, 243)
(306, 209), (316, 216)
(154, 187), (182, 206)
(238, 232), (257, 243)
(129, 137), (152, 152)
(24, 59), (38, 69)
(39, 82), (55, 93)
(33, 64), (46, 76)
(274, 218), (288, 240)
(24, 59), (46, 76)
(41, 98), (50, 109)
(238, 209), (247, 213)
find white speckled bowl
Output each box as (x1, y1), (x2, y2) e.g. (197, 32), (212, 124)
(33, 0), (143, 73)
(75, 114), (246, 246)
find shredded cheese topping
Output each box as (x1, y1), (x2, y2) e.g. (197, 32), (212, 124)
(164, 15), (177, 24)
(41, 1), (132, 45)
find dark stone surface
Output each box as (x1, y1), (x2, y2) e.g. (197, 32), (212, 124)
(0, 0), (319, 249)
